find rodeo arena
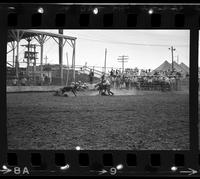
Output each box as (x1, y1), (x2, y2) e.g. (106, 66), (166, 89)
(7, 30), (190, 150)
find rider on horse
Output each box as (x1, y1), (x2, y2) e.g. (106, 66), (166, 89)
(101, 77), (114, 96)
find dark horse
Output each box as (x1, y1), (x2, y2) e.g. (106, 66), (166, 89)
(95, 82), (114, 96)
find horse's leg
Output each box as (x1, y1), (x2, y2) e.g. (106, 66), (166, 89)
(99, 88), (102, 95)
(60, 89), (63, 95)
(72, 89), (77, 96)
(106, 90), (109, 95)
(99, 90), (101, 95)
(106, 89), (109, 95)
(109, 90), (114, 95)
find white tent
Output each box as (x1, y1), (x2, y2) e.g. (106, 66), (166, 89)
(180, 62), (189, 74)
(153, 60), (189, 76)
(153, 60), (172, 72)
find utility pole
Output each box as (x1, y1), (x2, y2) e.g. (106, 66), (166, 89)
(22, 38), (32, 77)
(27, 39), (31, 76)
(104, 48), (107, 73)
(66, 52), (69, 86)
(177, 55), (179, 64)
(168, 46), (176, 72)
(44, 56), (48, 64)
(33, 44), (36, 84)
(12, 41), (15, 68)
(117, 55), (129, 73)
(58, 29), (63, 85)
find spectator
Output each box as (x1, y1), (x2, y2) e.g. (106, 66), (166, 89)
(110, 68), (114, 77)
(89, 69), (94, 84)
(21, 77), (27, 86)
(125, 77), (129, 89)
(101, 73), (105, 83)
(112, 69), (116, 77)
(40, 74), (45, 85)
(115, 75), (120, 89)
(170, 76), (176, 90)
(45, 75), (51, 85)
(116, 69), (119, 76)
(12, 78), (18, 86)
(44, 75), (48, 85)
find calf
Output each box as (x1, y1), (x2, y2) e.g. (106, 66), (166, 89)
(54, 84), (78, 96)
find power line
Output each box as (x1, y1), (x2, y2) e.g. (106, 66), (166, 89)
(68, 32), (188, 47)
(76, 36), (188, 47)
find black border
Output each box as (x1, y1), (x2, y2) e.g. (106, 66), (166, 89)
(0, 3), (199, 176)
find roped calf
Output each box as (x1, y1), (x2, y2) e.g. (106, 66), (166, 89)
(54, 84), (79, 96)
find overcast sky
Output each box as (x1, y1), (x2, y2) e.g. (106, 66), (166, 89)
(7, 30), (190, 71)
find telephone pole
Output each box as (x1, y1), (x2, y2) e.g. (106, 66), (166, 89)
(33, 44), (37, 84)
(176, 55), (179, 64)
(104, 48), (107, 73)
(58, 29), (63, 85)
(44, 56), (48, 64)
(117, 55), (129, 73)
(168, 46), (176, 72)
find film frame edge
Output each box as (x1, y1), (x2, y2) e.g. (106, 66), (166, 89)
(0, 3), (199, 176)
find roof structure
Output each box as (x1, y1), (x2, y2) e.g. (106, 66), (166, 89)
(7, 29), (77, 42)
(7, 29), (77, 83)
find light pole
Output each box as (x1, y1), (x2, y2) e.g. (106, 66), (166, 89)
(168, 46), (176, 72)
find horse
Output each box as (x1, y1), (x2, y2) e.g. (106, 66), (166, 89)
(94, 82), (114, 96)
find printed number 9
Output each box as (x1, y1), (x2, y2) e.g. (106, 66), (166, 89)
(110, 167), (117, 175)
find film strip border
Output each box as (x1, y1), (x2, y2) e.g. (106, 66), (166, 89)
(1, 151), (199, 176)
(0, 3), (199, 176)
(2, 4), (200, 28)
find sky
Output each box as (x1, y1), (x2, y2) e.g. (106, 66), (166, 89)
(7, 30), (190, 72)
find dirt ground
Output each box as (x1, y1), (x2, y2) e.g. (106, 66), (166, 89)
(7, 89), (189, 150)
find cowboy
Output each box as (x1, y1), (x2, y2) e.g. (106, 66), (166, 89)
(103, 78), (110, 86)
(101, 73), (105, 83)
(102, 78), (114, 95)
(12, 77), (18, 86)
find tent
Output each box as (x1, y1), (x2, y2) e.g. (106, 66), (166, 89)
(173, 61), (186, 72)
(153, 60), (172, 72)
(153, 60), (189, 76)
(180, 62), (189, 73)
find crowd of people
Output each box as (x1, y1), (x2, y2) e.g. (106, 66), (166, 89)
(11, 74), (51, 86)
(9, 66), (185, 92)
(103, 68), (184, 91)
